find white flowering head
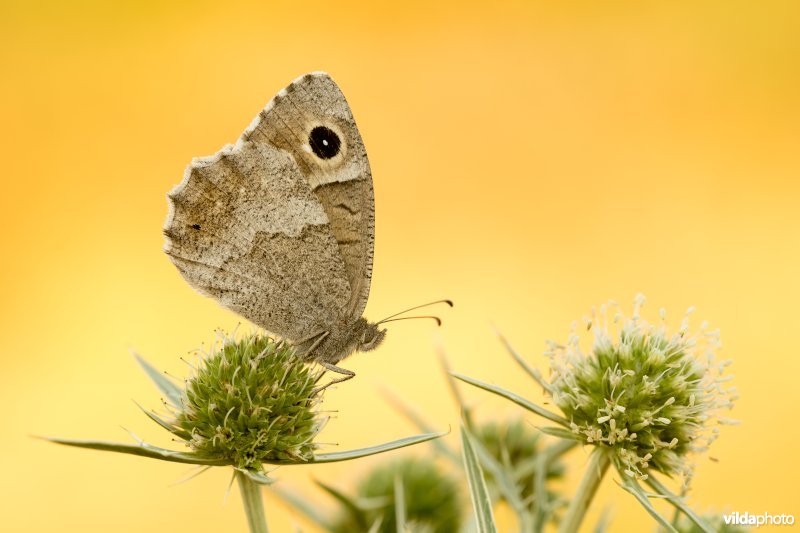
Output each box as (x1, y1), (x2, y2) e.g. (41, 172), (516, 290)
(545, 294), (737, 481)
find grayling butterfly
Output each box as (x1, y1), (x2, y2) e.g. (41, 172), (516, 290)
(163, 72), (449, 388)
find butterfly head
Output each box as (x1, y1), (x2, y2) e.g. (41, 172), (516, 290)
(358, 320), (387, 352)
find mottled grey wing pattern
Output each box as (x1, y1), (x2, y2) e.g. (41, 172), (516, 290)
(163, 72), (374, 342)
(242, 72), (375, 320)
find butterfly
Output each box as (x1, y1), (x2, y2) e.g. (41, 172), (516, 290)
(163, 72), (449, 389)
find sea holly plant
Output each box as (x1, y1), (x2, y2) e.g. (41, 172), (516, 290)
(453, 295), (738, 533)
(382, 367), (572, 532)
(43, 332), (445, 533)
(273, 354), (572, 533)
(278, 456), (464, 533)
(273, 418), (566, 533)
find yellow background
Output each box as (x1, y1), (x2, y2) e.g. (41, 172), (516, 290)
(2, 1), (799, 531)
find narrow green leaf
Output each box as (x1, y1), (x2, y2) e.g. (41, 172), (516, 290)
(451, 373), (569, 427)
(466, 426), (529, 525)
(271, 485), (336, 532)
(366, 516), (384, 533)
(133, 352), (183, 408)
(532, 440), (576, 528)
(536, 426), (582, 441)
(616, 473), (677, 533)
(645, 476), (715, 533)
(235, 468), (276, 485)
(460, 424), (498, 533)
(394, 473), (406, 533)
(315, 479), (369, 530)
(593, 507), (612, 533)
(496, 330), (552, 392)
(308, 430), (448, 464)
(381, 388), (459, 464)
(133, 401), (191, 440)
(438, 349), (475, 429)
(41, 436), (230, 466)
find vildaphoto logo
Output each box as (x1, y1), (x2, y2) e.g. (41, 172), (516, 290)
(724, 512), (795, 527)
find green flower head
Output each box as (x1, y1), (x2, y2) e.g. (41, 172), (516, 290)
(544, 294), (737, 481)
(474, 418), (564, 504)
(47, 328), (444, 481)
(174, 332), (323, 469)
(331, 457), (462, 533)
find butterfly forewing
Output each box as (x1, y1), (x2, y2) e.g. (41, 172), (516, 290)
(163, 72), (375, 343)
(242, 72), (375, 321)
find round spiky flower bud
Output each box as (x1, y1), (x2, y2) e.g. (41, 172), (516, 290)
(174, 333), (322, 469)
(332, 457), (462, 533)
(544, 295), (737, 481)
(474, 418), (564, 504)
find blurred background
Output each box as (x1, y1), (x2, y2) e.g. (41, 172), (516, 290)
(2, 0), (799, 531)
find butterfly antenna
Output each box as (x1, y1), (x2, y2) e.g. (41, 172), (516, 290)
(377, 299), (453, 324)
(379, 315), (443, 326)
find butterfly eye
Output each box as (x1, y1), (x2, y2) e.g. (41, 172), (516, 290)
(308, 126), (341, 159)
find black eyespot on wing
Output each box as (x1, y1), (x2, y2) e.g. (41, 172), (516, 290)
(309, 126), (341, 159)
(191, 224), (201, 230)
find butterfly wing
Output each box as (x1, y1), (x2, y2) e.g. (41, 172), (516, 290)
(163, 72), (374, 341)
(242, 72), (375, 321)
(164, 140), (352, 341)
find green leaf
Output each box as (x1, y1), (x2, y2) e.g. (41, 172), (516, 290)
(315, 479), (370, 530)
(308, 430), (448, 464)
(496, 330), (552, 392)
(41, 436), (231, 466)
(133, 401), (191, 440)
(394, 473), (406, 533)
(460, 424), (498, 533)
(438, 350), (475, 429)
(133, 351), (183, 408)
(271, 485), (336, 532)
(593, 507), (612, 533)
(366, 516), (385, 533)
(615, 473), (677, 533)
(451, 373), (569, 427)
(381, 388), (460, 464)
(533, 440), (576, 528)
(645, 476), (715, 533)
(536, 426), (582, 441)
(235, 468), (276, 485)
(466, 425), (529, 526)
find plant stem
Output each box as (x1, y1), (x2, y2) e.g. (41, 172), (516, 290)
(236, 471), (269, 533)
(558, 448), (611, 533)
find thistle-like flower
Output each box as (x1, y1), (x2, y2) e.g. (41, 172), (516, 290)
(545, 294), (737, 481)
(45, 331), (444, 533)
(474, 419), (564, 506)
(452, 295), (739, 532)
(174, 333), (321, 468)
(329, 457), (462, 533)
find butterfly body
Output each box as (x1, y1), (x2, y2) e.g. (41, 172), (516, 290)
(295, 317), (387, 365)
(164, 72), (384, 383)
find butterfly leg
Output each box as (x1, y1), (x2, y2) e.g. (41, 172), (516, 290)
(294, 330), (329, 358)
(312, 362), (356, 394)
